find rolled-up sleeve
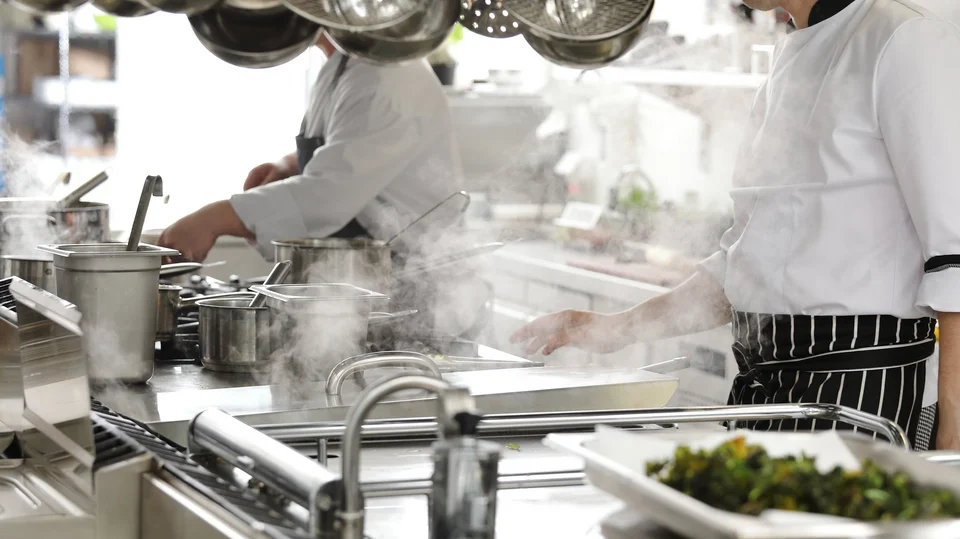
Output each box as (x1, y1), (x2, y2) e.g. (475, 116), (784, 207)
(877, 17), (960, 312)
(230, 86), (423, 255)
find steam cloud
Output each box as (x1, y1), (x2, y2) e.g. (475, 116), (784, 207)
(0, 132), (60, 258)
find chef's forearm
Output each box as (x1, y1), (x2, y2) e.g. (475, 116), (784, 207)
(622, 270), (732, 342)
(938, 312), (960, 449)
(208, 200), (255, 240)
(280, 153), (298, 175)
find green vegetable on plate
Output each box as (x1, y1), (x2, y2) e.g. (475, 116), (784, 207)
(646, 437), (960, 521)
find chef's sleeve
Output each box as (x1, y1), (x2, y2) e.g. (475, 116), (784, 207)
(877, 16), (960, 312)
(230, 87), (424, 255)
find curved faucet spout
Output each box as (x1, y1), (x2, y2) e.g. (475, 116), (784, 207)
(338, 374), (475, 539)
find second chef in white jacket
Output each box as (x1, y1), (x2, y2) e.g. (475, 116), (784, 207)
(512, 0), (960, 451)
(159, 33), (464, 262)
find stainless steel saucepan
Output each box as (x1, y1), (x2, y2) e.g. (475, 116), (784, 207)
(197, 291), (410, 373)
(273, 191), (471, 292)
(156, 286), (251, 342)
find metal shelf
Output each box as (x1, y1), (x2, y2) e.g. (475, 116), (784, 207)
(556, 67), (767, 90)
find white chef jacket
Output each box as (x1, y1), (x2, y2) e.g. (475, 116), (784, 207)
(701, 0), (960, 319)
(699, 0), (960, 408)
(230, 52), (465, 259)
(912, 0), (960, 23)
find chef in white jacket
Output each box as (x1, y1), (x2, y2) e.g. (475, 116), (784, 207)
(158, 33), (464, 262)
(513, 0), (960, 451)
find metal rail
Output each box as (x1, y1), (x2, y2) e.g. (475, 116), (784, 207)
(361, 470), (586, 498)
(257, 403), (910, 449)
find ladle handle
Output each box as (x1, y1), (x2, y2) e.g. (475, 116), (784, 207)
(127, 175), (163, 252)
(248, 260), (292, 308)
(385, 191), (470, 246)
(58, 170), (109, 208)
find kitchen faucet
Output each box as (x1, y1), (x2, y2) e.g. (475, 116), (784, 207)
(339, 374), (500, 539)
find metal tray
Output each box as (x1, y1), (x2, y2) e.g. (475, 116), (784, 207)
(248, 283), (386, 303)
(547, 427), (960, 539)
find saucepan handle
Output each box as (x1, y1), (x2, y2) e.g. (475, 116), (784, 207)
(2, 214), (58, 237)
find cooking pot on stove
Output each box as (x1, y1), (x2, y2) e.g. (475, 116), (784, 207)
(0, 199), (110, 257)
(273, 238), (392, 294)
(0, 255), (55, 293)
(196, 289), (408, 375)
(189, 4), (323, 69)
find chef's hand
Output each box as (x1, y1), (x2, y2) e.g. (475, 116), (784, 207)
(243, 154), (297, 191)
(158, 200), (253, 262)
(510, 310), (635, 356)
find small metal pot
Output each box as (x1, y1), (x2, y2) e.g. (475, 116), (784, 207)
(248, 283), (388, 376)
(197, 294), (273, 373)
(157, 286), (251, 342)
(0, 255), (55, 293)
(273, 238), (392, 294)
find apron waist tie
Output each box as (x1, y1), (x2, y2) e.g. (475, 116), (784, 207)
(733, 339), (936, 399)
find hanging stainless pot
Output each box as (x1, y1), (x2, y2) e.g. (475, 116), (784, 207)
(520, 0), (653, 69)
(189, 4), (323, 69)
(137, 0), (217, 16)
(8, 0), (87, 13)
(90, 0), (157, 16)
(0, 199), (110, 257)
(324, 0), (460, 64)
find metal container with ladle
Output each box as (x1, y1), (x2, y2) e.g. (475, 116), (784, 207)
(40, 175), (176, 384)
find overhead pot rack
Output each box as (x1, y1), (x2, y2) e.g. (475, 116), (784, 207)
(459, 0), (524, 38)
(3, 0), (655, 70)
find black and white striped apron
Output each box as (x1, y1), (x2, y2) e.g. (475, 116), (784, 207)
(727, 312), (939, 450)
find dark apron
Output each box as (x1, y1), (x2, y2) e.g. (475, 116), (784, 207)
(296, 55), (369, 240)
(728, 312), (939, 450)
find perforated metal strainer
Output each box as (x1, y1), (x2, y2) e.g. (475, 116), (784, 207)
(279, 0), (428, 31)
(502, 0), (653, 41)
(459, 0), (524, 38)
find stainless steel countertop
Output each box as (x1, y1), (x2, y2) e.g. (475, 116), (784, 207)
(95, 363), (679, 444)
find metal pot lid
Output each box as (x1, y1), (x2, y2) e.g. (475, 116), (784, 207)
(248, 283), (387, 303)
(279, 0), (427, 31)
(459, 0), (523, 38)
(502, 0), (654, 41)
